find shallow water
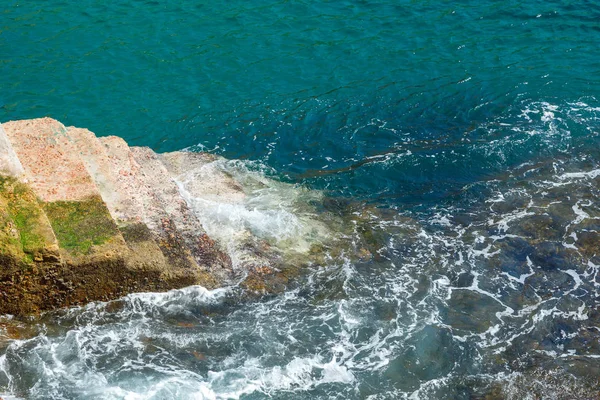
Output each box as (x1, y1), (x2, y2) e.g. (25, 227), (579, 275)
(2, 0), (600, 398)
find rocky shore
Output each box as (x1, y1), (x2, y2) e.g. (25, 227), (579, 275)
(0, 118), (328, 315)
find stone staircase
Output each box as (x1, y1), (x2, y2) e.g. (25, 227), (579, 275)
(0, 118), (232, 314)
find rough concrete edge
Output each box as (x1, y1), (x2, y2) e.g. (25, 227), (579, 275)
(0, 123), (25, 178)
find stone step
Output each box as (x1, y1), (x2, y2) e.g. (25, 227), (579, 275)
(2, 118), (99, 203)
(66, 127), (123, 219)
(66, 127), (168, 271)
(131, 147), (209, 235)
(2, 118), (126, 262)
(130, 146), (232, 276)
(0, 118), (234, 314)
(99, 136), (199, 270)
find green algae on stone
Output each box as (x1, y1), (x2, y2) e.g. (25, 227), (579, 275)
(0, 190), (20, 245)
(44, 196), (120, 255)
(0, 175), (52, 261)
(0, 201), (23, 263)
(120, 222), (155, 243)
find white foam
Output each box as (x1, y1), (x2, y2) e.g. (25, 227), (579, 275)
(541, 104), (558, 123)
(198, 354), (354, 398)
(0, 395), (23, 400)
(501, 256), (536, 285)
(571, 201), (591, 225)
(490, 208), (534, 233)
(124, 285), (229, 308)
(430, 213), (452, 227)
(558, 168), (600, 181)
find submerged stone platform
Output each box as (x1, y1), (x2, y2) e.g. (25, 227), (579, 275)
(0, 118), (258, 314)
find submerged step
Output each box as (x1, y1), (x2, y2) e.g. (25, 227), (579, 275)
(159, 151), (246, 204)
(159, 151), (287, 275)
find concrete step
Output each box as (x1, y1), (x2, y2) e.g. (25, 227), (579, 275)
(2, 118), (99, 203)
(2, 118), (126, 262)
(130, 146), (232, 276)
(99, 136), (199, 270)
(66, 127), (168, 271)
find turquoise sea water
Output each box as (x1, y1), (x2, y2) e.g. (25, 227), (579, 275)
(2, 1), (600, 399)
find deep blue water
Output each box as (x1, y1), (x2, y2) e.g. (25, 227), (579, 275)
(2, 1), (600, 399)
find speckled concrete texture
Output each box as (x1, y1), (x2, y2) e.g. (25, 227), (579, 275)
(3, 118), (99, 202)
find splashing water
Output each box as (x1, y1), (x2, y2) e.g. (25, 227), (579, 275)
(2, 100), (600, 398)
(3, 0), (600, 398)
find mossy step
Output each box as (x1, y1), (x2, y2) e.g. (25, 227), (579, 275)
(0, 175), (60, 265)
(43, 195), (123, 256)
(0, 192), (25, 264)
(2, 119), (131, 261)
